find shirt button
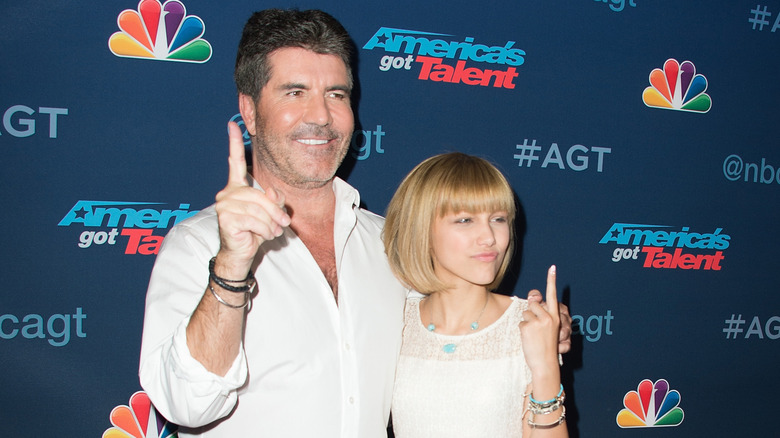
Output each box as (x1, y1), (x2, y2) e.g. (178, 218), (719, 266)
(349, 396), (355, 404)
(344, 343), (351, 351)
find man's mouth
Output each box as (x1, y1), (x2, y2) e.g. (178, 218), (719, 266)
(297, 138), (331, 145)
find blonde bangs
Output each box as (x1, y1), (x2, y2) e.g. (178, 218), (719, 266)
(430, 155), (516, 222)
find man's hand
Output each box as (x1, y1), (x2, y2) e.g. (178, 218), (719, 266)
(212, 121), (291, 278)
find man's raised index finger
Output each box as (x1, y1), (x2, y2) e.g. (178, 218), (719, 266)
(227, 121), (249, 187)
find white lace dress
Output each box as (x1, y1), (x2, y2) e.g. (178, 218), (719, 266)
(391, 296), (532, 438)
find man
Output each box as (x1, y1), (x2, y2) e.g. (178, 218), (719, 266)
(139, 8), (571, 437)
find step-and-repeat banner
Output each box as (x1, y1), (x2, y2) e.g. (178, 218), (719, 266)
(1, 1), (778, 436)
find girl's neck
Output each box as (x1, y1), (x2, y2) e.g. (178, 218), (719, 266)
(424, 289), (492, 335)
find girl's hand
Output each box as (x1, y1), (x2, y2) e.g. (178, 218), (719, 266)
(519, 265), (561, 376)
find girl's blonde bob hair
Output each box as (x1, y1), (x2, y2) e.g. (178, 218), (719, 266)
(383, 152), (516, 294)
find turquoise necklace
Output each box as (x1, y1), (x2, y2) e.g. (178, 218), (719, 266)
(426, 293), (489, 353)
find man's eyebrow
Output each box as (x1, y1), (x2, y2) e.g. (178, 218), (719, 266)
(276, 82), (351, 92)
(277, 82), (308, 91)
(327, 84), (352, 95)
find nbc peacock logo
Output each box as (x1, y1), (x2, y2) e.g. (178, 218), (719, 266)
(642, 59), (711, 113)
(108, 0), (212, 63)
(103, 391), (178, 438)
(616, 379), (685, 428)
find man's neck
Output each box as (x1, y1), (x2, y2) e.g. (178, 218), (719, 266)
(252, 169), (340, 299)
(252, 170), (336, 228)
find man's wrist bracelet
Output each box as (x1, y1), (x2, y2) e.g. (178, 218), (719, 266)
(209, 282), (251, 310)
(208, 257), (256, 293)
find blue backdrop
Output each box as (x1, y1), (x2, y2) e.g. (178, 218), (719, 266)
(1, 0), (778, 436)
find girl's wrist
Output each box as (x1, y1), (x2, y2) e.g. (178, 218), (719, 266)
(529, 371), (561, 400)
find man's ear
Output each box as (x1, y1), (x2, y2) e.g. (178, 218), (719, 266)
(238, 93), (257, 136)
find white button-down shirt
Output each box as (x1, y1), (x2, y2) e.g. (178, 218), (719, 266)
(139, 178), (407, 437)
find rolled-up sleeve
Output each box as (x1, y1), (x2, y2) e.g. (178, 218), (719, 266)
(138, 207), (248, 427)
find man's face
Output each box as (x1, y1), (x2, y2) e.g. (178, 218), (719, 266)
(244, 47), (354, 189)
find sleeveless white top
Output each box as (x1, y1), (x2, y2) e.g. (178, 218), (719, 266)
(391, 296), (532, 438)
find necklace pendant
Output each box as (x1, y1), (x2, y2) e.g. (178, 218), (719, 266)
(427, 323), (435, 332)
(442, 343), (457, 353)
(471, 321), (479, 330)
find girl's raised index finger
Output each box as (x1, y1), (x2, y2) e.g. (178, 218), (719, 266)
(546, 265), (559, 316)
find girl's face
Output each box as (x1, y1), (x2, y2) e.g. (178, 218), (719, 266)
(430, 209), (510, 291)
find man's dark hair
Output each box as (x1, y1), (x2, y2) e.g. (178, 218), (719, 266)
(234, 9), (354, 101)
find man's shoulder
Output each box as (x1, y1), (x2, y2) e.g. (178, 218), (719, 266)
(355, 206), (386, 232)
(174, 204), (218, 231)
(163, 204), (219, 246)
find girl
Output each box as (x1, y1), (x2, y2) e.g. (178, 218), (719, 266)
(384, 152), (567, 437)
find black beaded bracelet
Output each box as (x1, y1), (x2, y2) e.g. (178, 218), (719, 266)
(208, 257), (256, 293)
